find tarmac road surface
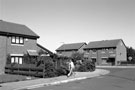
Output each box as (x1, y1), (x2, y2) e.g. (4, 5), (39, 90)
(31, 68), (135, 90)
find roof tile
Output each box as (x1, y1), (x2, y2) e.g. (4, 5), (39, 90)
(84, 39), (122, 49)
(0, 20), (39, 38)
(56, 42), (86, 51)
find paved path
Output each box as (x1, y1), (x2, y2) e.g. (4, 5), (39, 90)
(0, 71), (4, 75)
(97, 66), (135, 68)
(0, 69), (109, 90)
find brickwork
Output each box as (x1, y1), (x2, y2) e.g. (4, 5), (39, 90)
(0, 36), (7, 73)
(7, 37), (37, 55)
(85, 41), (127, 65)
(0, 35), (38, 73)
(116, 40), (127, 64)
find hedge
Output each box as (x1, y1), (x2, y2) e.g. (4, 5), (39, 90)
(76, 60), (96, 72)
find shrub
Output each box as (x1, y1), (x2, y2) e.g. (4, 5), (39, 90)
(43, 61), (56, 78)
(76, 60), (96, 72)
(6, 54), (11, 64)
(76, 64), (87, 72)
(56, 66), (69, 76)
(71, 52), (84, 64)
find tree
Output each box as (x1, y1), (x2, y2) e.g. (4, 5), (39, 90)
(71, 52), (84, 64)
(127, 47), (135, 62)
(36, 55), (56, 78)
(36, 54), (69, 77)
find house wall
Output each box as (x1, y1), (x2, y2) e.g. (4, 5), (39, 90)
(0, 36), (38, 73)
(0, 36), (7, 73)
(57, 50), (77, 57)
(84, 48), (117, 65)
(116, 41), (127, 65)
(7, 37), (37, 55)
(57, 44), (86, 57)
(37, 45), (42, 53)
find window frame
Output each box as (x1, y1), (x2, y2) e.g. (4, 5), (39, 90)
(19, 37), (24, 44)
(11, 36), (24, 44)
(11, 57), (15, 63)
(11, 36), (16, 43)
(11, 56), (23, 64)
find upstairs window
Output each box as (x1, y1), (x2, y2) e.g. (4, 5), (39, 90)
(101, 51), (105, 53)
(11, 36), (24, 44)
(92, 49), (96, 52)
(11, 37), (16, 43)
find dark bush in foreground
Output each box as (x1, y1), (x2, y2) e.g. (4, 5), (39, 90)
(76, 60), (96, 72)
(43, 60), (56, 78)
(56, 66), (69, 76)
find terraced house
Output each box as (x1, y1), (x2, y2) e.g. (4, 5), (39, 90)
(83, 39), (127, 66)
(0, 20), (44, 73)
(56, 42), (87, 57)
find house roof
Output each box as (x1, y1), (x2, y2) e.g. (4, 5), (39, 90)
(37, 43), (53, 55)
(56, 42), (87, 51)
(0, 20), (39, 38)
(27, 50), (38, 56)
(84, 39), (123, 49)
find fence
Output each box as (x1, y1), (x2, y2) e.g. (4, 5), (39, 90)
(120, 61), (135, 66)
(5, 64), (44, 77)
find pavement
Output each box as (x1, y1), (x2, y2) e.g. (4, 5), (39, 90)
(97, 65), (135, 68)
(0, 71), (4, 75)
(0, 69), (110, 90)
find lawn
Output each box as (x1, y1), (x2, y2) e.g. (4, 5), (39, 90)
(0, 74), (37, 84)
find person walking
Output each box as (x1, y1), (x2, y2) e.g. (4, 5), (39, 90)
(67, 59), (75, 77)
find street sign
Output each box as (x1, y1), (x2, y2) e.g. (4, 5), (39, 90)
(128, 56), (132, 61)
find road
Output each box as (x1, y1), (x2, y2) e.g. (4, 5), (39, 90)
(31, 68), (135, 90)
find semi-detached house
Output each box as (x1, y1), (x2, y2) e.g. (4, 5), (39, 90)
(0, 20), (40, 73)
(83, 39), (127, 66)
(56, 42), (87, 57)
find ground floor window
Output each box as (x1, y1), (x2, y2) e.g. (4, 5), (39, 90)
(108, 58), (115, 65)
(11, 56), (23, 64)
(101, 58), (108, 64)
(91, 58), (96, 62)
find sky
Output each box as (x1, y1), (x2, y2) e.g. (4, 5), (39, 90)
(0, 0), (135, 52)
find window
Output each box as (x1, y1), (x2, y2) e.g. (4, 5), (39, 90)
(15, 57), (19, 63)
(92, 49), (96, 52)
(86, 50), (90, 53)
(16, 37), (19, 44)
(20, 37), (24, 44)
(11, 36), (24, 44)
(11, 56), (23, 64)
(92, 49), (96, 54)
(101, 51), (105, 53)
(11, 37), (16, 43)
(109, 51), (113, 53)
(19, 57), (23, 64)
(11, 57), (15, 63)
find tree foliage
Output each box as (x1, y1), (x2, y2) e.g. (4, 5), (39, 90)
(71, 52), (84, 64)
(76, 60), (96, 72)
(127, 46), (135, 62)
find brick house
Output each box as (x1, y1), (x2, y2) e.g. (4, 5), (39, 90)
(83, 39), (127, 65)
(0, 20), (40, 73)
(56, 42), (87, 57)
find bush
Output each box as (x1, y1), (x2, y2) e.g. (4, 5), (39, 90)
(6, 54), (11, 64)
(56, 66), (69, 76)
(43, 61), (56, 78)
(71, 52), (84, 64)
(76, 60), (96, 72)
(76, 64), (87, 72)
